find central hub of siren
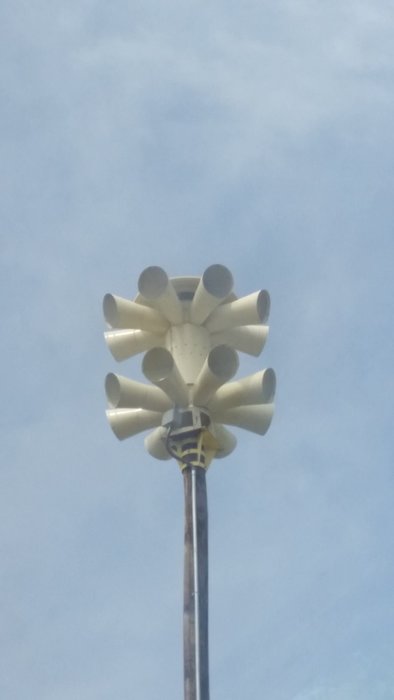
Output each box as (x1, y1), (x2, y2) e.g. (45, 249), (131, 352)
(162, 406), (214, 471)
(103, 264), (276, 469)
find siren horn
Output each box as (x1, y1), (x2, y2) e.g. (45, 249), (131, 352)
(208, 368), (276, 412)
(211, 403), (274, 435)
(144, 426), (172, 461)
(192, 345), (239, 406)
(210, 324), (269, 357)
(212, 423), (237, 458)
(138, 266), (183, 325)
(104, 328), (165, 361)
(105, 373), (172, 412)
(106, 407), (162, 440)
(103, 293), (169, 333)
(142, 347), (190, 407)
(205, 290), (270, 333)
(189, 264), (234, 325)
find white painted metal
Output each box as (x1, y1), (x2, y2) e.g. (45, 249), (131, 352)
(205, 290), (270, 332)
(192, 345), (239, 407)
(166, 324), (211, 384)
(211, 403), (275, 435)
(105, 373), (172, 412)
(144, 426), (172, 460)
(189, 264), (233, 325)
(210, 423), (237, 458)
(105, 328), (165, 361)
(210, 324), (269, 356)
(106, 407), (162, 440)
(103, 293), (169, 333)
(138, 266), (184, 325)
(207, 368), (276, 412)
(142, 347), (190, 407)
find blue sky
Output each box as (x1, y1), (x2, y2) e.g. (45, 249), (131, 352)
(1, 1), (394, 698)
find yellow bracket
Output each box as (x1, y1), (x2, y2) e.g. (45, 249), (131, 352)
(170, 429), (219, 471)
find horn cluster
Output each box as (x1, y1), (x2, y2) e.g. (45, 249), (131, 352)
(103, 264), (276, 466)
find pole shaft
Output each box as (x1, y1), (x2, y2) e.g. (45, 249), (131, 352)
(183, 466), (210, 700)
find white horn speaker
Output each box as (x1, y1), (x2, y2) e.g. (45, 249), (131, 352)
(104, 328), (165, 361)
(189, 264), (233, 325)
(212, 423), (237, 458)
(106, 408), (162, 440)
(210, 325), (269, 356)
(192, 345), (239, 406)
(142, 348), (189, 407)
(138, 266), (183, 325)
(144, 426), (172, 461)
(105, 373), (172, 412)
(103, 293), (169, 333)
(205, 290), (270, 333)
(211, 403), (274, 435)
(208, 368), (276, 412)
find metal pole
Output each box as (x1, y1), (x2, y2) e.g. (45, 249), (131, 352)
(183, 465), (209, 700)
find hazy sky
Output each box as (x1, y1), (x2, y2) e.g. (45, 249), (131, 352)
(2, 2), (394, 699)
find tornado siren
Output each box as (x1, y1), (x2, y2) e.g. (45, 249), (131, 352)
(103, 264), (276, 467)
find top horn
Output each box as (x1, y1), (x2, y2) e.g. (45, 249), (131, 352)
(189, 264), (233, 325)
(138, 266), (184, 325)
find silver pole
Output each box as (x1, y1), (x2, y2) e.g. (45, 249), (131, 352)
(191, 467), (201, 700)
(183, 462), (210, 700)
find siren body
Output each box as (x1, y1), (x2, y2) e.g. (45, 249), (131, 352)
(166, 323), (211, 383)
(103, 265), (275, 459)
